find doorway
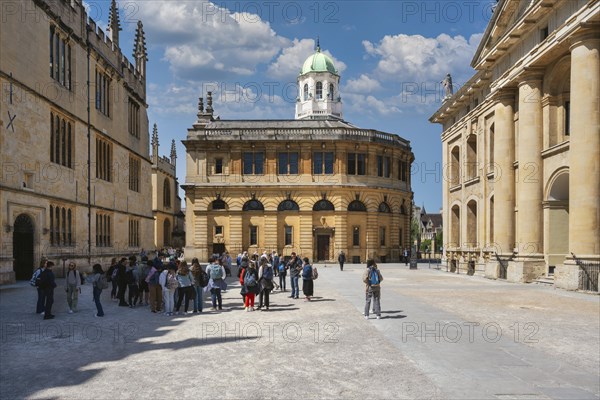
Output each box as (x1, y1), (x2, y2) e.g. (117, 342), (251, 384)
(317, 235), (330, 261)
(212, 243), (226, 257)
(13, 214), (34, 280)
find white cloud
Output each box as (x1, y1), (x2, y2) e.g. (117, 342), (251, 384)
(344, 74), (382, 94)
(267, 38), (347, 80)
(344, 93), (401, 116)
(138, 2), (291, 80)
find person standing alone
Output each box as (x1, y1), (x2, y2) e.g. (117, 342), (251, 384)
(363, 259), (383, 319)
(338, 251), (346, 271)
(39, 261), (57, 320)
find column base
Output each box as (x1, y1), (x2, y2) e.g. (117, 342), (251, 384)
(485, 261), (500, 279)
(555, 256), (600, 292)
(508, 258), (546, 283)
(554, 260), (580, 291)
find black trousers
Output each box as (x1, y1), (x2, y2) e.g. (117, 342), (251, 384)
(128, 284), (139, 305)
(117, 282), (128, 305)
(259, 289), (270, 308)
(42, 288), (54, 316)
(339, 262), (344, 271)
(176, 286), (194, 312)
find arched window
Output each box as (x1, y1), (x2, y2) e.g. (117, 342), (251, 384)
(211, 199), (227, 210)
(451, 146), (461, 185)
(303, 84), (309, 101)
(348, 200), (367, 212)
(467, 200), (477, 247)
(313, 199), (335, 211)
(466, 135), (478, 180)
(163, 178), (171, 208)
(378, 202), (391, 213)
(316, 81), (323, 99)
(451, 204), (461, 248)
(328, 83), (334, 101)
(277, 199), (300, 211)
(243, 199), (264, 211)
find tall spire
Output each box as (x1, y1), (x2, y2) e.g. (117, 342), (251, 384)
(316, 36), (320, 52)
(107, 0), (121, 47)
(133, 21), (148, 77)
(151, 123), (159, 164)
(196, 97), (204, 121)
(170, 139), (177, 167)
(206, 91), (214, 115)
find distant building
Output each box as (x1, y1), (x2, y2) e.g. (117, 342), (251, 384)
(412, 204), (443, 255)
(0, 0), (153, 283)
(183, 46), (414, 263)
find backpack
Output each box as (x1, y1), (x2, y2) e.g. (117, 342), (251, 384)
(166, 273), (179, 290)
(312, 267), (319, 280)
(262, 266), (273, 281)
(369, 268), (380, 286)
(126, 269), (136, 285)
(197, 269), (209, 287)
(209, 264), (223, 280)
(244, 271), (257, 287)
(30, 268), (42, 287)
(278, 263), (285, 273)
(148, 269), (160, 285)
(111, 267), (119, 281)
(96, 274), (109, 290)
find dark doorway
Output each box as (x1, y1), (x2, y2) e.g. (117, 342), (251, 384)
(212, 243), (226, 257)
(13, 214), (34, 280)
(317, 235), (330, 261)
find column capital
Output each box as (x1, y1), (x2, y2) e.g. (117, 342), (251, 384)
(492, 87), (517, 103)
(569, 24), (600, 51)
(517, 67), (545, 86)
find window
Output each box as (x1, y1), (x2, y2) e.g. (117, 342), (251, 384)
(128, 219), (140, 247)
(541, 26), (549, 41)
(466, 135), (478, 180)
(378, 202), (391, 213)
(347, 153), (366, 175)
(564, 101), (570, 136)
(278, 152), (299, 175)
(50, 112), (73, 168)
(243, 152), (264, 175)
(399, 160), (408, 182)
(95, 138), (112, 182)
(313, 152), (334, 174)
(163, 178), (171, 208)
(249, 226), (258, 246)
(215, 226), (223, 235)
(316, 81), (323, 99)
(380, 227), (386, 246)
(50, 205), (74, 246)
(328, 83), (334, 101)
(399, 228), (403, 247)
(96, 213), (112, 247)
(284, 226), (293, 246)
(215, 158), (223, 174)
(128, 99), (140, 138)
(243, 199), (265, 211)
(211, 199), (227, 210)
(348, 200), (367, 212)
(129, 156), (140, 192)
(377, 155), (391, 177)
(95, 69), (110, 116)
(49, 26), (71, 89)
(352, 226), (360, 246)
(303, 84), (309, 101)
(313, 199), (335, 211)
(278, 199), (300, 211)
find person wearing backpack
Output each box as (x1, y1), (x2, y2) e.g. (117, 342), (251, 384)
(146, 258), (163, 313)
(32, 258), (47, 315)
(301, 257), (314, 301)
(126, 256), (140, 308)
(64, 262), (81, 313)
(277, 258), (287, 292)
(174, 261), (195, 315)
(241, 261), (259, 311)
(363, 259), (384, 319)
(258, 258), (274, 311)
(205, 255), (227, 311)
(87, 264), (107, 317)
(191, 258), (207, 313)
(338, 251), (346, 271)
(161, 264), (178, 316)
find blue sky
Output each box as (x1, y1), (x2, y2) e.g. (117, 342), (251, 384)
(90, 0), (495, 213)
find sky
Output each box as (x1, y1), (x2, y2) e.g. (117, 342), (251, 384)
(88, 0), (496, 213)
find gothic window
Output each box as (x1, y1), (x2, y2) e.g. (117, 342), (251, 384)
(129, 219), (140, 247)
(49, 26), (71, 89)
(163, 178), (171, 208)
(129, 156), (140, 192)
(348, 200), (367, 212)
(378, 202), (391, 213)
(50, 205), (74, 246)
(96, 213), (112, 247)
(128, 99), (140, 138)
(313, 199), (335, 211)
(95, 137), (112, 182)
(277, 199), (300, 211)
(50, 112), (73, 168)
(243, 199), (265, 211)
(95, 69), (110, 117)
(316, 82), (323, 99)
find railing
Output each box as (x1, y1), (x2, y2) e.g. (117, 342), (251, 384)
(494, 252), (514, 280)
(572, 253), (600, 292)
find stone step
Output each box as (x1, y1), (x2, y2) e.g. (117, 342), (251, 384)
(534, 276), (555, 285)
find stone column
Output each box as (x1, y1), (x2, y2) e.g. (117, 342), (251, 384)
(557, 30), (600, 289)
(509, 71), (546, 282)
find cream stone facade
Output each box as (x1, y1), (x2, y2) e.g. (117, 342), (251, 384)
(183, 49), (414, 263)
(0, 0), (153, 283)
(430, 0), (599, 290)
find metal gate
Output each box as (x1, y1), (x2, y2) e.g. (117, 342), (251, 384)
(494, 253), (511, 280)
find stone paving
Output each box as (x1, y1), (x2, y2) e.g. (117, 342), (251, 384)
(0, 263), (598, 399)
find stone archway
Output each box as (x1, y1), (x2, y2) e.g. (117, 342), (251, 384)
(13, 214), (35, 280)
(545, 171), (569, 274)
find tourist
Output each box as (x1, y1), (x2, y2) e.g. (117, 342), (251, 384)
(116, 258), (129, 307)
(287, 252), (302, 299)
(403, 248), (409, 266)
(107, 257), (118, 300)
(146, 258), (163, 313)
(338, 251), (346, 271)
(191, 258), (207, 313)
(242, 260), (259, 311)
(206, 255), (227, 311)
(88, 264), (106, 317)
(221, 252), (232, 277)
(39, 261), (57, 319)
(64, 261), (81, 313)
(301, 257), (314, 301)
(363, 259), (383, 319)
(277, 257), (287, 292)
(161, 264), (178, 316)
(175, 261), (195, 314)
(272, 251), (279, 277)
(138, 256), (150, 306)
(258, 257), (274, 311)
(126, 256), (140, 307)
(31, 258), (47, 315)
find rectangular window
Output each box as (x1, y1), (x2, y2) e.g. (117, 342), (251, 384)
(284, 225), (293, 246)
(95, 69), (110, 116)
(50, 205), (74, 246)
(249, 226), (258, 246)
(96, 213), (112, 247)
(353, 226), (360, 246)
(215, 158), (223, 174)
(128, 99), (140, 138)
(541, 26), (549, 41)
(384, 156), (391, 178)
(243, 152), (264, 175)
(313, 152), (334, 175)
(49, 112), (74, 168)
(215, 226), (223, 235)
(399, 228), (403, 247)
(129, 156), (140, 192)
(128, 219), (140, 247)
(278, 152), (299, 175)
(377, 155), (383, 177)
(49, 27), (71, 89)
(564, 101), (570, 136)
(399, 160), (408, 182)
(380, 227), (386, 246)
(95, 138), (112, 182)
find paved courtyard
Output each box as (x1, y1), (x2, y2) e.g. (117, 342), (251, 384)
(0, 263), (598, 399)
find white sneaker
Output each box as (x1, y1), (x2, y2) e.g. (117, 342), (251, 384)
(364, 315), (369, 320)
(376, 316), (381, 320)
(68, 309), (73, 314)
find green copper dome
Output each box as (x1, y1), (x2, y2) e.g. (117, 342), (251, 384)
(300, 48), (338, 76)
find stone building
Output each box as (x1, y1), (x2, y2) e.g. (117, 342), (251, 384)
(0, 0), (153, 282)
(151, 124), (184, 249)
(183, 47), (414, 263)
(429, 0), (599, 289)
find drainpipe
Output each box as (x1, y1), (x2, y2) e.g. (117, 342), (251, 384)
(86, 24), (92, 266)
